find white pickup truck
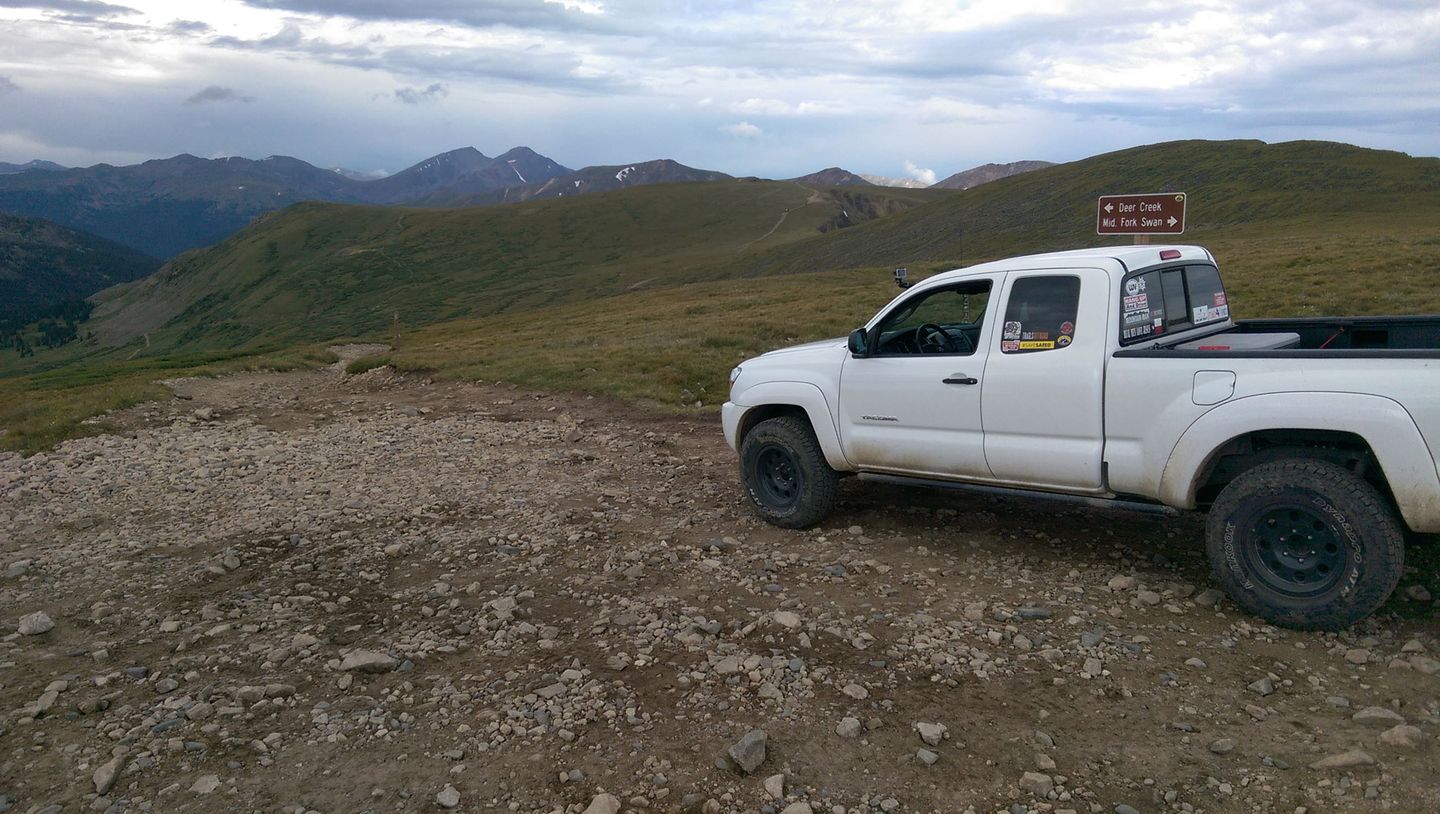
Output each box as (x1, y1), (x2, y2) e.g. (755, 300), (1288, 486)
(723, 245), (1440, 630)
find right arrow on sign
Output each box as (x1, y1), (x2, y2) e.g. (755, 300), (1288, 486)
(1167, 216), (1178, 226)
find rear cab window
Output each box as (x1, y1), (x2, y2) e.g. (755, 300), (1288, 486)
(1119, 263), (1228, 344)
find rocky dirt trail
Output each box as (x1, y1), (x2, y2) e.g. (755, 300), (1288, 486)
(1, 363), (1437, 814)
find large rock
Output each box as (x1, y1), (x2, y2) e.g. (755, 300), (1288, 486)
(1309, 749), (1376, 770)
(582, 793), (621, 814)
(764, 774), (786, 800)
(771, 611), (802, 629)
(915, 722), (947, 746)
(1378, 725), (1424, 749)
(1019, 772), (1054, 797)
(18, 611), (53, 635)
(435, 784), (460, 809)
(93, 753), (125, 794)
(728, 729), (768, 774)
(339, 649), (397, 673)
(1353, 706), (1405, 726)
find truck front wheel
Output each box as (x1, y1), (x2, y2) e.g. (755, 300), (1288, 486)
(1205, 458), (1404, 631)
(739, 416), (840, 529)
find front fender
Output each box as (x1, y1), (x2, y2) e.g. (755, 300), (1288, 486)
(724, 381), (852, 471)
(1161, 392), (1440, 532)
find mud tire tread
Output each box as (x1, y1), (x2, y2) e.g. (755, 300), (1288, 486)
(1205, 457), (1404, 631)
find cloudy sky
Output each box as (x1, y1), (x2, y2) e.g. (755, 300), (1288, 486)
(0, 0), (1436, 180)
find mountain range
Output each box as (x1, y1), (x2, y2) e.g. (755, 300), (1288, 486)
(0, 147), (1052, 260)
(933, 161), (1056, 189)
(0, 160), (67, 175)
(8, 136), (1419, 376)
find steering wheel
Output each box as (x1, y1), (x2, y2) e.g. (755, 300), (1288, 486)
(914, 323), (974, 354)
(914, 323), (957, 354)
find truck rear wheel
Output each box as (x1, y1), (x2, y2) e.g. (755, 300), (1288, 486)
(1205, 457), (1404, 631)
(739, 416), (840, 529)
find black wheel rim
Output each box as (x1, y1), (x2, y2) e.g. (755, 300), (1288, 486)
(753, 443), (802, 508)
(1239, 498), (1348, 598)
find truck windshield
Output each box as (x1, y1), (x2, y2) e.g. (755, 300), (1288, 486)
(1119, 263), (1228, 344)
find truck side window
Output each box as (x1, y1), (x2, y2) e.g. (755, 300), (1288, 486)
(1001, 276), (1080, 354)
(872, 279), (992, 356)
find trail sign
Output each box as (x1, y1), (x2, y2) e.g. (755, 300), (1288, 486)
(1097, 192), (1187, 235)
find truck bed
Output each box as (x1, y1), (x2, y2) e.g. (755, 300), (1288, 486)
(1120, 315), (1440, 357)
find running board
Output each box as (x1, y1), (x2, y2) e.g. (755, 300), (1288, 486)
(856, 472), (1182, 517)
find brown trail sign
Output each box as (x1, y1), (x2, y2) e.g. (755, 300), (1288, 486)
(1097, 193), (1187, 236)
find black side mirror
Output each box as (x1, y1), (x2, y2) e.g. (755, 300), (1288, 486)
(848, 328), (870, 356)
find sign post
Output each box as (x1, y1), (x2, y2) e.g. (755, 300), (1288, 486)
(1097, 193), (1187, 244)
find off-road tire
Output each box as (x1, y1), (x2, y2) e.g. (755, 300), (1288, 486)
(739, 416), (840, 529)
(1205, 457), (1404, 631)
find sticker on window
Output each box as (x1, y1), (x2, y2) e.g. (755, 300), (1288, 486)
(1002, 321), (1021, 340)
(1001, 340), (1020, 352)
(1018, 340), (1055, 350)
(1192, 304), (1231, 322)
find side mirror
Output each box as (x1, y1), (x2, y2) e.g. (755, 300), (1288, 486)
(848, 328), (870, 356)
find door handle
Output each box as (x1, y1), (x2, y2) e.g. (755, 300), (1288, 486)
(942, 376), (978, 385)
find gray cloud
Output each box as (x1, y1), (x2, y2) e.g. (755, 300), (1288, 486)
(211, 22), (381, 64)
(237, 0), (614, 33)
(184, 86), (256, 105)
(0, 0), (135, 16)
(0, 76), (17, 95)
(394, 82), (447, 104)
(166, 19), (212, 36)
(209, 22), (617, 94)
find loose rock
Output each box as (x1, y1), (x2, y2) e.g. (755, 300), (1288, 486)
(1309, 750), (1377, 770)
(340, 650), (397, 673)
(727, 729), (768, 774)
(17, 610), (53, 636)
(435, 784), (460, 809)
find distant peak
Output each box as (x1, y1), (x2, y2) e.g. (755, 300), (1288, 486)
(437, 146), (488, 160)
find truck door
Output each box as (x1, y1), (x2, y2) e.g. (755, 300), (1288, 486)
(838, 275), (999, 479)
(981, 270), (1108, 492)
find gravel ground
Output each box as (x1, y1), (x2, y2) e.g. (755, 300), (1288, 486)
(1, 360), (1437, 814)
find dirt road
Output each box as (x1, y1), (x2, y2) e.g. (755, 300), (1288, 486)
(2, 363), (1436, 814)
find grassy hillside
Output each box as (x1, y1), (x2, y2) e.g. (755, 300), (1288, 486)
(745, 139), (1440, 274)
(71, 180), (945, 356)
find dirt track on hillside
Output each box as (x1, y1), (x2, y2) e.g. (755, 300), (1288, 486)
(1, 361), (1437, 814)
